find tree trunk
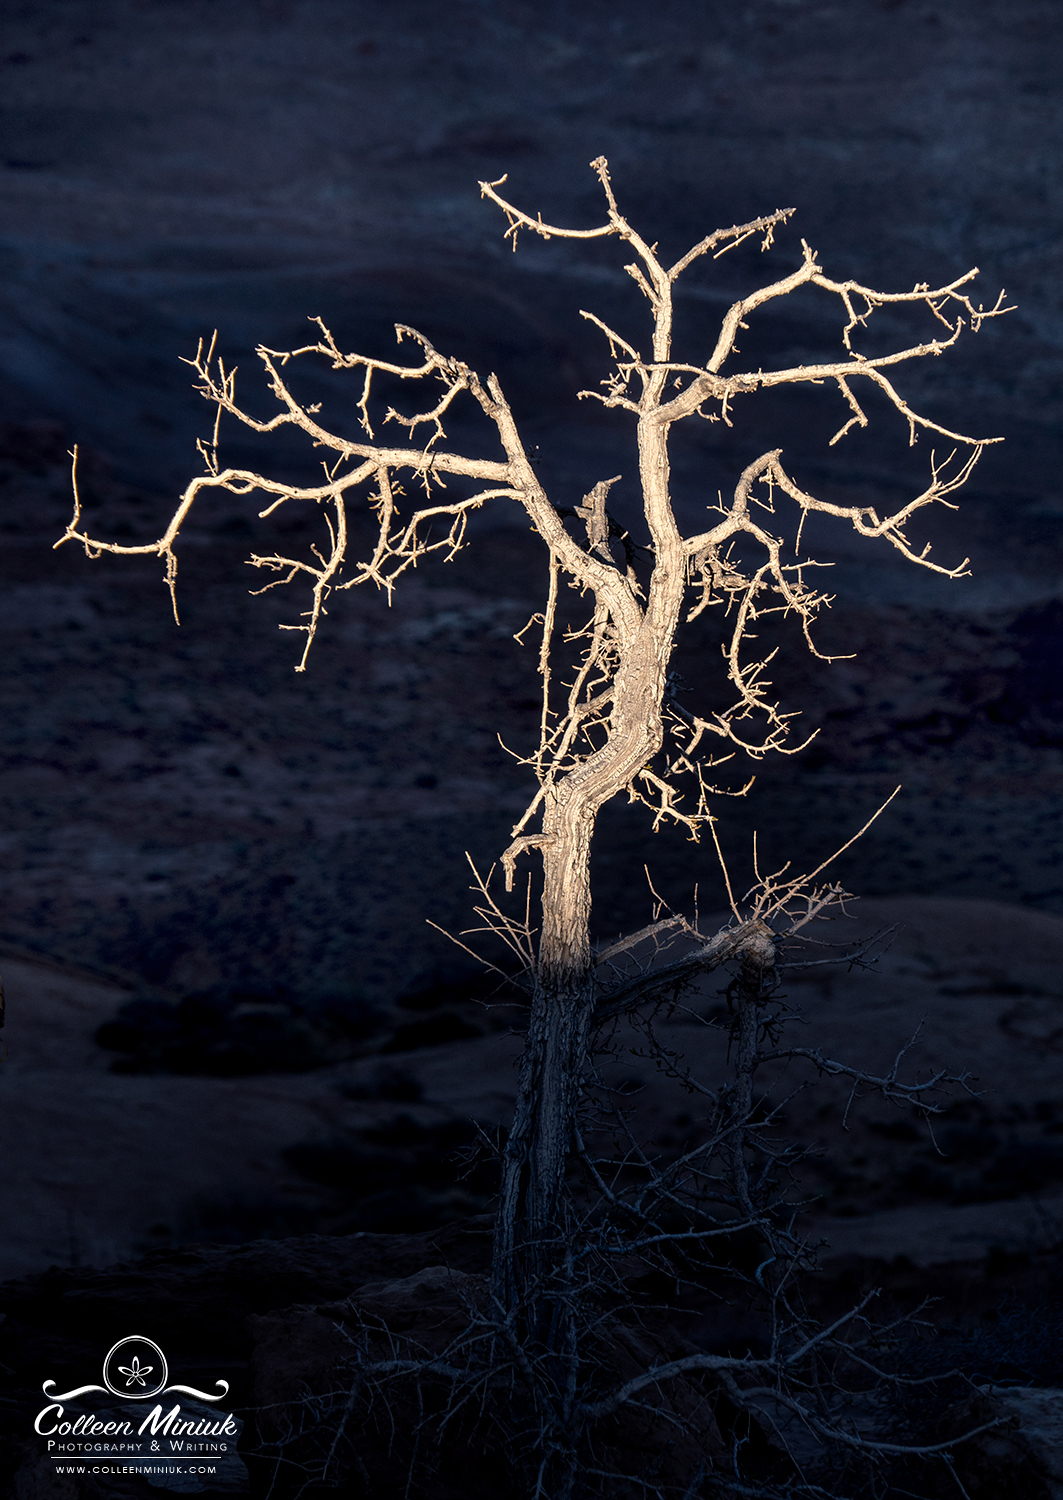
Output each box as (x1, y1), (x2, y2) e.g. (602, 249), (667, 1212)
(492, 400), (687, 1314)
(492, 792), (596, 1308)
(491, 604), (683, 1311)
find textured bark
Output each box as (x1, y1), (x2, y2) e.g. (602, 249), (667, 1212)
(492, 804), (595, 1305)
(492, 512), (686, 1304)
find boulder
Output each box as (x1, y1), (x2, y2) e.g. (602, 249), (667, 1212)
(947, 1385), (1063, 1499)
(248, 1263), (741, 1498)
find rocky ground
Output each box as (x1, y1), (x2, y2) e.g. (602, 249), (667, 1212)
(5, 891), (1063, 1281)
(4, 894), (1063, 1494)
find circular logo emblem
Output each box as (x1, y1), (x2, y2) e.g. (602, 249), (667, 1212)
(102, 1336), (168, 1400)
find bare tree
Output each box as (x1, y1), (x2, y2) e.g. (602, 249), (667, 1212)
(59, 158), (1009, 1495)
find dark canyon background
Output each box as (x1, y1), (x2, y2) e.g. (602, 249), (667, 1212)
(1, 3), (1063, 1494)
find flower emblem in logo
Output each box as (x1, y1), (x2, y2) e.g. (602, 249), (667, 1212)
(100, 1336), (169, 1400)
(117, 1355), (153, 1388)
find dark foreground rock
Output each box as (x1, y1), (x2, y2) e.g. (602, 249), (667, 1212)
(248, 1264), (741, 1499)
(943, 1386), (1063, 1500)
